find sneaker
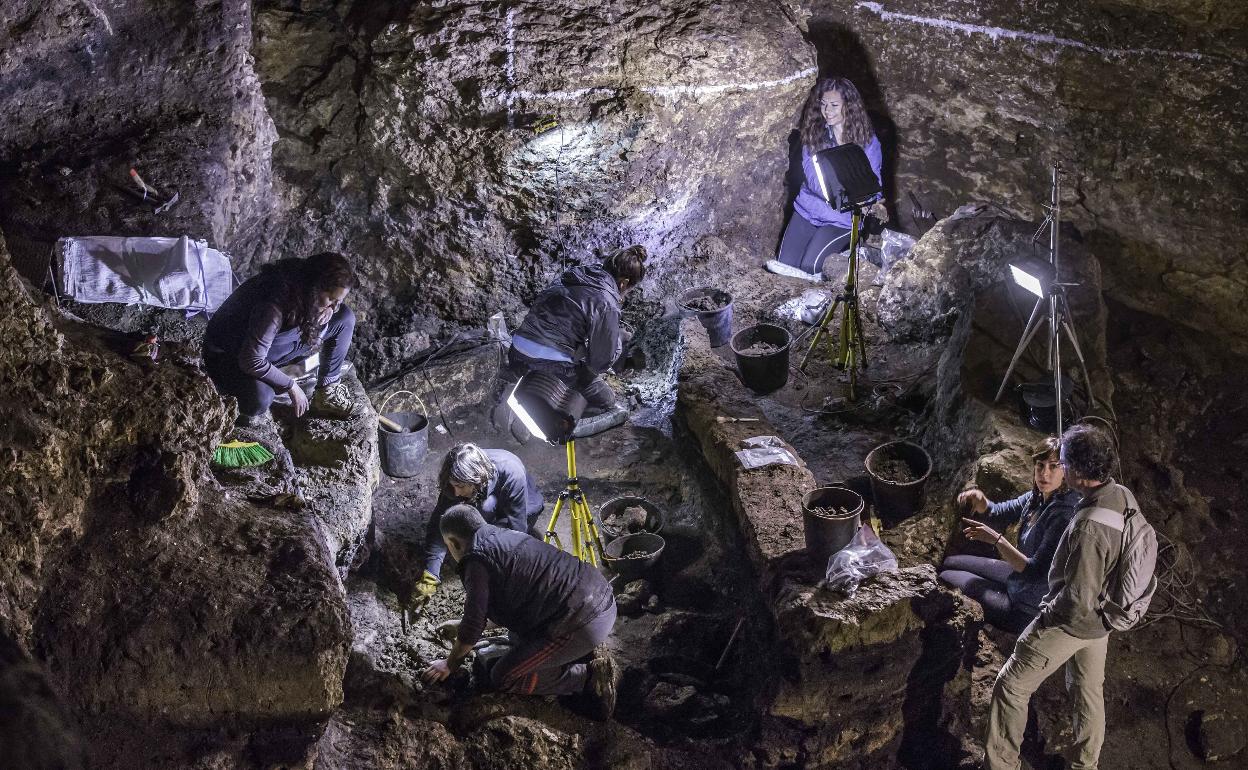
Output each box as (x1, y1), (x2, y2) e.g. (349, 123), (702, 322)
(310, 381), (357, 419)
(586, 645), (621, 721)
(764, 259), (824, 283)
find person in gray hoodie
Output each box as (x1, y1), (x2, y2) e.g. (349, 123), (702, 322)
(496, 246), (646, 439)
(985, 424), (1135, 770)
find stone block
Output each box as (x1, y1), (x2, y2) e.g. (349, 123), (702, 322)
(676, 318), (813, 578)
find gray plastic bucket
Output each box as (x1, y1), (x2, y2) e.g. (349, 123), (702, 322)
(379, 411), (429, 478)
(865, 440), (932, 525)
(802, 485), (864, 562)
(731, 323), (792, 393)
(678, 287), (734, 347)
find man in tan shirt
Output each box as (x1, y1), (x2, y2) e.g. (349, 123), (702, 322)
(985, 424), (1137, 770)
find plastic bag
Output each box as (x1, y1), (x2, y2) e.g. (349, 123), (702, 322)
(735, 436), (800, 470)
(487, 312), (511, 343)
(880, 229), (917, 273)
(773, 289), (831, 325)
(822, 523), (898, 596)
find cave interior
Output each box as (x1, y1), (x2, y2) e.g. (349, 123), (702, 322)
(1, 0), (1246, 769)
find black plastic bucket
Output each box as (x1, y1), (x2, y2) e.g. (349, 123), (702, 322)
(864, 440), (932, 525)
(731, 323), (792, 393)
(1015, 377), (1074, 433)
(802, 485), (864, 562)
(678, 287), (734, 347)
(598, 495), (665, 540)
(603, 532), (666, 581)
(379, 411), (429, 478)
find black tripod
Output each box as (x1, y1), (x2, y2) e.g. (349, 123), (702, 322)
(994, 163), (1094, 433)
(799, 205), (868, 400)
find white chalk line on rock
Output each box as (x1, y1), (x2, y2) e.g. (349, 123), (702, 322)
(856, 1), (1234, 65)
(484, 65), (818, 105)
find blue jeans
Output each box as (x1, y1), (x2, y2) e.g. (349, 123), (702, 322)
(205, 306), (355, 418)
(505, 346), (617, 413)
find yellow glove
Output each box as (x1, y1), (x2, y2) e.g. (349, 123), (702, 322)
(410, 570), (440, 611)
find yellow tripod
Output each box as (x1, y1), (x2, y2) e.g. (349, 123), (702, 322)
(543, 441), (606, 565)
(799, 208), (868, 400)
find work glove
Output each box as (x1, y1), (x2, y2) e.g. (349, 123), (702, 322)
(411, 570), (440, 610)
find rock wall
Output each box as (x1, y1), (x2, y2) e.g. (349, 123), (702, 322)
(0, 0), (819, 382)
(3, 0), (1242, 374)
(802, 0), (1248, 353)
(0, 234), (351, 756)
(249, 0), (816, 377)
(0, 0), (276, 279)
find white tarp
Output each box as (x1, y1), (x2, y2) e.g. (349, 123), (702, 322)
(55, 235), (233, 313)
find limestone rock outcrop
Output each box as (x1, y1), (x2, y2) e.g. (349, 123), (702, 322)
(0, 236), (351, 751)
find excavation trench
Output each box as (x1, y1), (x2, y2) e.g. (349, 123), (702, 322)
(330, 269), (986, 768)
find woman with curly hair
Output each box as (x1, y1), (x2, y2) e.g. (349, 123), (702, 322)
(766, 77), (883, 282)
(203, 252), (358, 425)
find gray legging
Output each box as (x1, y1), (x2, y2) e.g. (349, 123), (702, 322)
(939, 555), (1033, 633)
(777, 212), (852, 275)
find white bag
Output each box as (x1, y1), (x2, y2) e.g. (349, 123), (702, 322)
(56, 235), (233, 313)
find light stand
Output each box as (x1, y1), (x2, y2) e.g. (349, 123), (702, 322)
(993, 163), (1094, 434)
(797, 143), (883, 401)
(507, 372), (604, 564)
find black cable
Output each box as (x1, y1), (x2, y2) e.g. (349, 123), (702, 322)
(421, 367), (454, 439)
(365, 330), (484, 391)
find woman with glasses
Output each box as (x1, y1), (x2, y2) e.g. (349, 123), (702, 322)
(939, 437), (1080, 632)
(203, 252), (359, 425)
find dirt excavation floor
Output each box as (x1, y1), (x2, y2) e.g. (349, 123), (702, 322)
(35, 231), (1244, 770)
(329, 306), (782, 768)
(320, 246), (1248, 769)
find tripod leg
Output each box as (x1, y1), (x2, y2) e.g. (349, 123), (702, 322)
(576, 489), (604, 563)
(546, 496), (567, 550)
(574, 495), (598, 566)
(586, 505), (606, 562)
(856, 297), (868, 371)
(837, 302), (850, 369)
(569, 492), (584, 562)
(994, 298), (1047, 403)
(801, 300), (840, 372)
(1056, 295), (1096, 409)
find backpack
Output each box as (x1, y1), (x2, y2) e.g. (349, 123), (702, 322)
(1082, 486), (1158, 631)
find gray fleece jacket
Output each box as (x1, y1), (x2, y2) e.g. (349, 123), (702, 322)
(1039, 480), (1137, 639)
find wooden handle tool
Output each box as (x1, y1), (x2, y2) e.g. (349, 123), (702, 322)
(378, 414), (406, 433)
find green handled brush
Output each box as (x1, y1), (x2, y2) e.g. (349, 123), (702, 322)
(212, 440), (275, 468)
